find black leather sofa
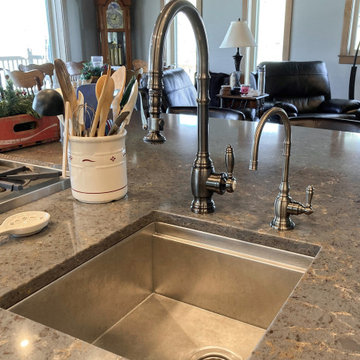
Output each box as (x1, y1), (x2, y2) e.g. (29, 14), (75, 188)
(257, 61), (360, 122)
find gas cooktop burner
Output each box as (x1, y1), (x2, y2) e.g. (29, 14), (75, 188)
(0, 159), (70, 213)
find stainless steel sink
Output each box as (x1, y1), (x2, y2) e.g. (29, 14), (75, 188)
(10, 222), (317, 360)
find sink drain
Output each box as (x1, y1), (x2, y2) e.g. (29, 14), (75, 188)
(187, 347), (242, 360)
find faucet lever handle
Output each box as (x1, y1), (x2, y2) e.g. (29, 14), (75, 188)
(225, 145), (234, 177)
(306, 185), (314, 207)
(225, 145), (236, 193)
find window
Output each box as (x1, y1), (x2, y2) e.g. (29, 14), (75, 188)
(256, 0), (289, 63)
(160, 0), (202, 79)
(340, 0), (360, 63)
(0, 0), (50, 68)
(243, 0), (293, 72)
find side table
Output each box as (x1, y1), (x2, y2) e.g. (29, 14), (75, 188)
(218, 93), (269, 120)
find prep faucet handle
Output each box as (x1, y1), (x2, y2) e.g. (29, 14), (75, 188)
(287, 185), (314, 216)
(225, 144), (236, 193)
(305, 185), (314, 207)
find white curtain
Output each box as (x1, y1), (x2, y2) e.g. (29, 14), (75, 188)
(46, 0), (71, 61)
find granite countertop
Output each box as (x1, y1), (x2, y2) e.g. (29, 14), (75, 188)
(0, 113), (359, 359)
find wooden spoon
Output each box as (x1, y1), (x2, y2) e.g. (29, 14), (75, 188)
(98, 77), (115, 137)
(95, 75), (107, 100)
(111, 66), (126, 91)
(62, 101), (71, 178)
(77, 90), (85, 136)
(90, 69), (112, 137)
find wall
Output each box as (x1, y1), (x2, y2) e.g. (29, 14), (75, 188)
(289, 0), (353, 99)
(65, 0), (99, 62)
(131, 0), (161, 62)
(202, 0), (242, 73)
(130, 0), (241, 73)
(128, 0), (354, 100)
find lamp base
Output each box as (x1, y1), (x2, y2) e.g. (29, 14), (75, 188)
(230, 70), (241, 90)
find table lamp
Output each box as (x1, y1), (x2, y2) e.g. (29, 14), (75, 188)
(220, 19), (256, 89)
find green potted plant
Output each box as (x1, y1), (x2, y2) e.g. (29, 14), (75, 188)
(0, 80), (60, 151)
(0, 81), (40, 118)
(81, 62), (105, 83)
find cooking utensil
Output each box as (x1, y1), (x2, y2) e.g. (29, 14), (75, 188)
(62, 101), (71, 177)
(0, 211), (50, 237)
(111, 67), (126, 120)
(120, 76), (136, 108)
(95, 75), (107, 100)
(77, 90), (85, 135)
(98, 77), (115, 137)
(108, 111), (130, 136)
(111, 66), (126, 91)
(119, 80), (138, 135)
(90, 69), (113, 137)
(111, 89), (124, 121)
(54, 59), (78, 113)
(138, 92), (148, 130)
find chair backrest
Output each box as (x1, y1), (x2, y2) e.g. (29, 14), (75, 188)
(65, 61), (85, 83)
(258, 61), (331, 113)
(167, 106), (245, 120)
(5, 69), (44, 94)
(208, 71), (229, 107)
(132, 59), (148, 73)
(18, 63), (55, 87)
(77, 84), (97, 129)
(162, 68), (197, 109)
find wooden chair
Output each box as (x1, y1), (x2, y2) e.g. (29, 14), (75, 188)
(65, 61), (85, 83)
(4, 69), (44, 94)
(132, 59), (148, 73)
(18, 63), (55, 87)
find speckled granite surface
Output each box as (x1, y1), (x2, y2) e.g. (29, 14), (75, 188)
(0, 113), (359, 359)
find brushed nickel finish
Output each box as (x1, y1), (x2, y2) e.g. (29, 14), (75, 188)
(249, 107), (314, 230)
(144, 0), (235, 213)
(10, 221), (314, 360)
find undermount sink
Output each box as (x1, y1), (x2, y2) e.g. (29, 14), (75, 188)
(10, 221), (318, 360)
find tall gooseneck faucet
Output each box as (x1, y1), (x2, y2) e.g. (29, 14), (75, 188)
(144, 0), (236, 213)
(249, 107), (314, 230)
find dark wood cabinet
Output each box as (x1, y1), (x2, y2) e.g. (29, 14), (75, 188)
(95, 0), (132, 69)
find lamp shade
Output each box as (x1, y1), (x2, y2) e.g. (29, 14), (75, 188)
(220, 20), (256, 48)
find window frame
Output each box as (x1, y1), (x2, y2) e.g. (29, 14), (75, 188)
(340, 0), (360, 64)
(159, 0), (202, 68)
(243, 0), (293, 74)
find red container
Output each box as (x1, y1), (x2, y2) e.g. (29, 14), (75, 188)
(0, 114), (60, 152)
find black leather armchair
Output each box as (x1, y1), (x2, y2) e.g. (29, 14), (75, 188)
(139, 68), (236, 116)
(257, 61), (360, 121)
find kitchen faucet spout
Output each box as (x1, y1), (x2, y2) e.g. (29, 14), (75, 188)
(144, 0), (236, 214)
(249, 107), (314, 230)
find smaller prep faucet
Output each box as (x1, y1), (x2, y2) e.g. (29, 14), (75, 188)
(249, 107), (314, 230)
